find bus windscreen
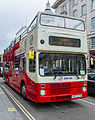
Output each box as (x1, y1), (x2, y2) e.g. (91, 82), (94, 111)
(39, 53), (86, 76)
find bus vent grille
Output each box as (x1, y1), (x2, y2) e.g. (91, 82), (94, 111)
(51, 83), (71, 88)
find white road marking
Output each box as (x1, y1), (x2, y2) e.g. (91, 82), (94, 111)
(1, 85), (36, 120)
(52, 103), (59, 109)
(8, 107), (17, 112)
(79, 99), (95, 106)
(0, 91), (4, 94)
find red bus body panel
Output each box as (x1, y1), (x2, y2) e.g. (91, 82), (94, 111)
(33, 81), (87, 103)
(8, 72), (87, 103)
(4, 67), (87, 103)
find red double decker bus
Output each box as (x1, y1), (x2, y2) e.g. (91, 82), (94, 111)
(3, 12), (87, 103)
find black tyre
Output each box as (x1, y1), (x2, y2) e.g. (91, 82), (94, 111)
(21, 84), (26, 99)
(5, 77), (8, 84)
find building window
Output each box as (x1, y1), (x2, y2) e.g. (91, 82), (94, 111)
(91, 37), (95, 48)
(73, 10), (77, 17)
(91, 17), (95, 30)
(63, 4), (66, 12)
(73, 0), (77, 5)
(60, 4), (67, 15)
(92, 0), (95, 10)
(81, 4), (86, 15)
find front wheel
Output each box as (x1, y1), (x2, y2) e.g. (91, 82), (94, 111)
(5, 77), (8, 84)
(21, 84), (26, 99)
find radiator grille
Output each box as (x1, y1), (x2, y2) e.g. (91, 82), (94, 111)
(50, 88), (70, 95)
(51, 96), (71, 101)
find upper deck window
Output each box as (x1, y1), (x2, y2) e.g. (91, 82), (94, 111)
(28, 16), (37, 32)
(40, 14), (85, 31)
(65, 18), (84, 31)
(40, 14), (65, 28)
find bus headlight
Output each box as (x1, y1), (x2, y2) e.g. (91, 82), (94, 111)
(40, 90), (46, 96)
(82, 87), (87, 92)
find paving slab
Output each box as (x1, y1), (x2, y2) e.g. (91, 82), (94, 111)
(0, 78), (23, 120)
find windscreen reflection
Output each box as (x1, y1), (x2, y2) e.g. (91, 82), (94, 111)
(39, 53), (86, 76)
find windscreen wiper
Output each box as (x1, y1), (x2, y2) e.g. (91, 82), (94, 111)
(54, 69), (63, 79)
(76, 74), (79, 79)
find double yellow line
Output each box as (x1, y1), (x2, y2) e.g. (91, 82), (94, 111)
(1, 85), (35, 120)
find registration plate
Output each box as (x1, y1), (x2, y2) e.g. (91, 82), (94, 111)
(72, 94), (82, 98)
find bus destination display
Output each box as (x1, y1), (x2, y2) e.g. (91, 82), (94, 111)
(49, 36), (80, 47)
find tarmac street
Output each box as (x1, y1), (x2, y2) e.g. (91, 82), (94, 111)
(1, 77), (95, 120)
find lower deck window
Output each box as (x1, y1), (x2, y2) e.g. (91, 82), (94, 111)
(29, 52), (36, 72)
(29, 59), (36, 72)
(14, 60), (19, 70)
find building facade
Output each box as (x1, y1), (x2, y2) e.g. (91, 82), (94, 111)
(52, 0), (95, 69)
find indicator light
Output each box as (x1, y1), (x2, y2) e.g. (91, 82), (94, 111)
(41, 84), (45, 89)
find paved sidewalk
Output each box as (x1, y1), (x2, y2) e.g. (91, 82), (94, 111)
(0, 77), (23, 120)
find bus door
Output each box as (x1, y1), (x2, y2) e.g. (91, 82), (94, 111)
(19, 58), (26, 85)
(3, 62), (10, 83)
